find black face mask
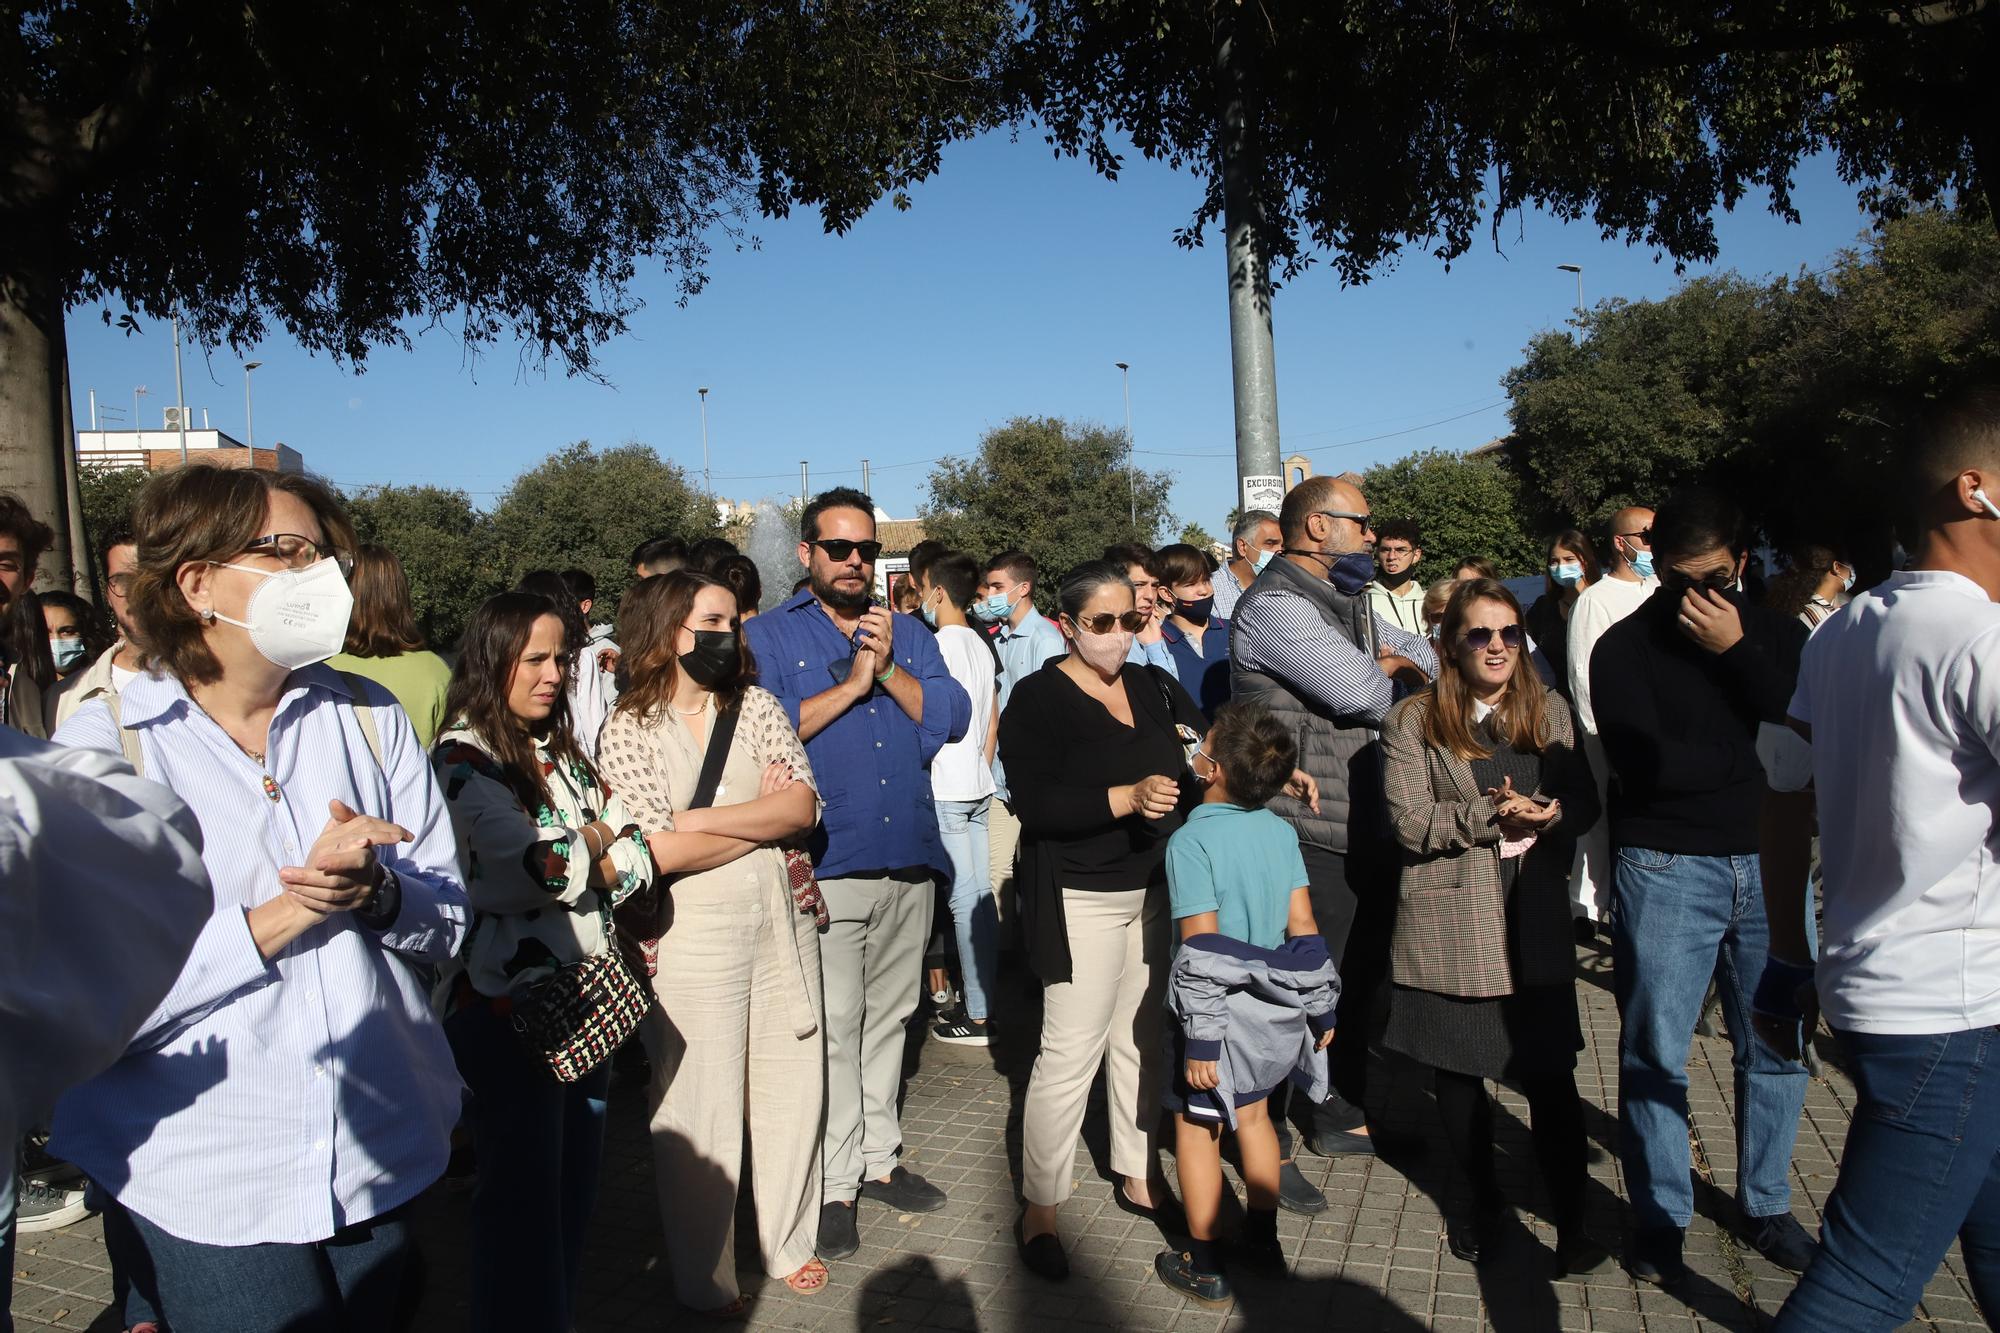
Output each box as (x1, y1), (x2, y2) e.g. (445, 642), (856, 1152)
(679, 630), (739, 688)
(1176, 594), (1215, 624)
(1377, 566), (1416, 590)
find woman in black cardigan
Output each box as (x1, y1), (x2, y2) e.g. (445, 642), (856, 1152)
(998, 561), (1206, 1281)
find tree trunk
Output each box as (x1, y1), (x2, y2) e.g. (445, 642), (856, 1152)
(0, 217), (77, 593)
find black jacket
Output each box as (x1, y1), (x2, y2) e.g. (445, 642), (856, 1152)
(1590, 587), (1805, 855)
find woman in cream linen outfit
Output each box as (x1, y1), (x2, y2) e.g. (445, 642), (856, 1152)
(596, 571), (827, 1315)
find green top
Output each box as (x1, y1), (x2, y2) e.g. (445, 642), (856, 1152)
(328, 649), (453, 748)
(1165, 803), (1309, 952)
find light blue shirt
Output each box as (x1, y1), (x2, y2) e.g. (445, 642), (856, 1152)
(1166, 803), (1310, 952)
(51, 666), (468, 1246)
(1127, 635), (1180, 680)
(991, 607), (1067, 801)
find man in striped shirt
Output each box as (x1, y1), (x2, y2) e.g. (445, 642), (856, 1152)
(1231, 475), (1436, 1213)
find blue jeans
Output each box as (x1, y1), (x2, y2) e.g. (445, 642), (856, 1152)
(84, 1179), (163, 1330)
(124, 1203), (408, 1333)
(447, 1000), (612, 1333)
(1776, 1026), (2000, 1331)
(1613, 847), (1807, 1229)
(2, 1150), (14, 1333)
(937, 798), (997, 1022)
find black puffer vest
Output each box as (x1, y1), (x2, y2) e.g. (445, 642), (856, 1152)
(1229, 555), (1390, 854)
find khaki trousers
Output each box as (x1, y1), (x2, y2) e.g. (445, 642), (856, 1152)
(988, 799), (1023, 934)
(818, 870), (933, 1201)
(1021, 887), (1168, 1206)
(642, 872), (824, 1308)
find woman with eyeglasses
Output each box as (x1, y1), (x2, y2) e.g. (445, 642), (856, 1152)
(596, 572), (828, 1316)
(431, 590), (655, 1333)
(50, 466), (468, 1333)
(1379, 578), (1604, 1274)
(997, 560), (1208, 1280)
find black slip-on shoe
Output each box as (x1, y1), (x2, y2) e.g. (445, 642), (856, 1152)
(818, 1201), (859, 1261)
(1017, 1221), (1070, 1282)
(862, 1165), (947, 1213)
(1742, 1210), (1818, 1272)
(1627, 1225), (1686, 1285)
(1276, 1159), (1328, 1215)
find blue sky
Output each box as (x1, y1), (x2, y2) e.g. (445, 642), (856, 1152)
(65, 131), (1876, 531)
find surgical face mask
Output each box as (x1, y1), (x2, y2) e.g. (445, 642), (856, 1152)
(1252, 549), (1275, 575)
(920, 598), (940, 629)
(1549, 561), (1583, 587)
(678, 630), (740, 688)
(1839, 567), (1856, 593)
(208, 558), (354, 670)
(972, 591), (1015, 622)
(1627, 547), (1656, 580)
(50, 637), (87, 671)
(1070, 625), (1132, 674)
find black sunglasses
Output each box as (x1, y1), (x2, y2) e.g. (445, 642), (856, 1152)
(1615, 528), (1652, 543)
(1662, 571), (1735, 595)
(1069, 610), (1148, 635)
(810, 539), (883, 563)
(1462, 624), (1524, 651)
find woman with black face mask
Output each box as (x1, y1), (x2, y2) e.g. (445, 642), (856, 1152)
(595, 571), (831, 1316)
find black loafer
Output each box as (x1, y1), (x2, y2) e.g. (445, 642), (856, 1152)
(1554, 1229), (1610, 1277)
(863, 1165), (946, 1214)
(1302, 1126), (1378, 1158)
(1154, 1249), (1232, 1308)
(818, 1201), (859, 1261)
(1276, 1159), (1328, 1215)
(1446, 1203), (1508, 1265)
(1115, 1182), (1185, 1231)
(1627, 1225), (1686, 1285)
(1017, 1221), (1070, 1282)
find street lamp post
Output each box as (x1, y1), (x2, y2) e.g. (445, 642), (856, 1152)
(697, 387), (711, 507)
(1115, 361), (1135, 534)
(1556, 263), (1584, 314)
(171, 317), (189, 464)
(243, 361), (263, 449)
(133, 386), (149, 439)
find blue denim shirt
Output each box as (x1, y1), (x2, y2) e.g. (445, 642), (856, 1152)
(1127, 634), (1181, 679)
(991, 607), (1067, 802)
(744, 589), (972, 880)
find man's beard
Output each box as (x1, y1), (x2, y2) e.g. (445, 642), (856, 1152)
(812, 567), (871, 613)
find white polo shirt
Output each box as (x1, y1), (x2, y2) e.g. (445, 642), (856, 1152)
(1789, 570), (2000, 1034)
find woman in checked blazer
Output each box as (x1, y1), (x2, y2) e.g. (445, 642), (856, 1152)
(1378, 578), (1605, 1275)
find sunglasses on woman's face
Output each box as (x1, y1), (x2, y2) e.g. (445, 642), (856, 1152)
(1462, 624), (1523, 652)
(1070, 610), (1148, 635)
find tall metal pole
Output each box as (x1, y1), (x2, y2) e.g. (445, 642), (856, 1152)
(88, 388), (97, 431)
(1557, 263), (1583, 313)
(800, 460), (809, 507)
(861, 458), (870, 495)
(1216, 23), (1283, 518)
(243, 361), (263, 448)
(134, 386), (148, 438)
(171, 317), (189, 464)
(697, 387), (711, 505)
(1114, 362), (1136, 532)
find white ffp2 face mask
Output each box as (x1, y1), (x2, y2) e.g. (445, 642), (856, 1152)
(210, 558), (354, 670)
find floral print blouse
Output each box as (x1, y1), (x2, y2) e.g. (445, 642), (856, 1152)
(433, 724), (652, 1001)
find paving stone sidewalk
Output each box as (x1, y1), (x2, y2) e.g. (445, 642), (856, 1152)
(11, 937), (1985, 1331)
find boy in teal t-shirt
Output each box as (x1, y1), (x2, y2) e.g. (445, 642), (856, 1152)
(1157, 704), (1330, 1308)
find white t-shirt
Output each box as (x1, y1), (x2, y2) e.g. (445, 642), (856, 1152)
(930, 624), (997, 802)
(1790, 570), (2000, 1034)
(1565, 573), (1657, 735)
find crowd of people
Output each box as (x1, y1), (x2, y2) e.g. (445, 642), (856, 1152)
(3, 383), (2000, 1333)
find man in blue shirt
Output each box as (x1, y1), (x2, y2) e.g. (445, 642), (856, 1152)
(743, 488), (971, 1262)
(1106, 542), (1180, 679)
(976, 550), (1067, 924)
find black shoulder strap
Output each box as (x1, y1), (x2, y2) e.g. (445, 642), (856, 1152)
(687, 701), (742, 812)
(1145, 663), (1177, 719)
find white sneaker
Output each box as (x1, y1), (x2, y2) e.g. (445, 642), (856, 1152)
(17, 1175), (90, 1232)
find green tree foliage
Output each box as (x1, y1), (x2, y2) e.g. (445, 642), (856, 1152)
(344, 484), (499, 651)
(920, 418), (1174, 610)
(1177, 520), (1219, 552)
(1504, 209), (2000, 570)
(2, 0), (1013, 584)
(76, 465), (147, 562)
(486, 442), (713, 617)
(1360, 450), (1542, 583)
(1015, 3), (1999, 289)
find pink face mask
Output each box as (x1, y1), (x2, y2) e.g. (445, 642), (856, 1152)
(1071, 627), (1132, 675)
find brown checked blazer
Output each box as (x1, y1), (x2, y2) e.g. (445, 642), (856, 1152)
(1381, 688), (1598, 999)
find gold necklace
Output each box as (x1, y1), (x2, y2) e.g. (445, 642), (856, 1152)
(191, 696), (280, 802)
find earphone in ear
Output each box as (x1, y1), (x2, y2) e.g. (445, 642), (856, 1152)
(1975, 487), (2000, 522)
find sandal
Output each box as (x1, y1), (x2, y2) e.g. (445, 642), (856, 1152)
(696, 1295), (750, 1319)
(784, 1258), (831, 1294)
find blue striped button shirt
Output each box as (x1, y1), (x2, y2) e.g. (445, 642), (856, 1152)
(50, 666), (468, 1246)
